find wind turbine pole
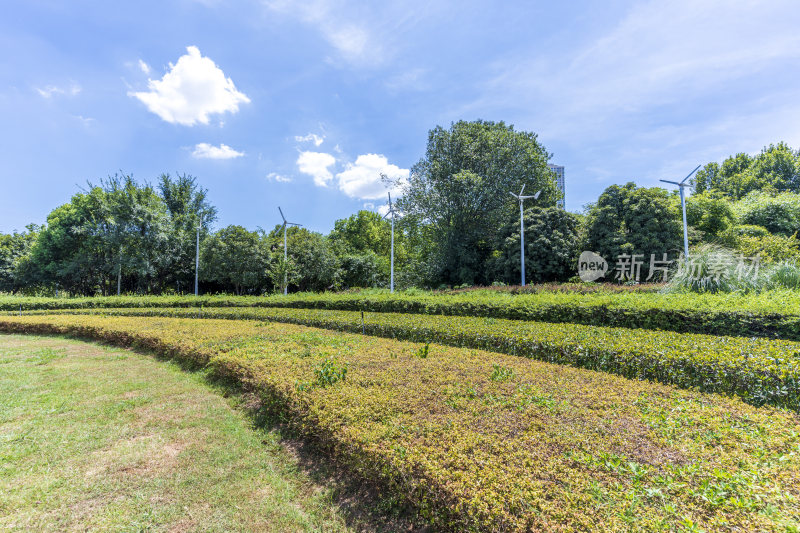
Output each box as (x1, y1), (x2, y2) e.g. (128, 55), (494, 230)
(195, 220), (200, 297)
(509, 186), (540, 287)
(660, 165), (700, 259)
(519, 198), (525, 286)
(390, 214), (395, 293)
(680, 186), (689, 258)
(283, 222), (288, 296)
(278, 207), (302, 296)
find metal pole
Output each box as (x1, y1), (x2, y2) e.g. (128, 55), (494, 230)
(520, 200), (525, 286)
(117, 245), (122, 295)
(390, 215), (395, 293)
(680, 186), (689, 258)
(195, 223), (200, 296)
(283, 224), (288, 296)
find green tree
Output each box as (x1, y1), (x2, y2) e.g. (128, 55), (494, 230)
(685, 191), (737, 241)
(157, 173), (217, 292)
(493, 207), (582, 283)
(201, 225), (270, 295)
(267, 227), (339, 292)
(692, 143), (800, 199)
(0, 225), (39, 292)
(734, 191), (800, 237)
(584, 183), (682, 279)
(398, 120), (558, 286)
(329, 210), (397, 287)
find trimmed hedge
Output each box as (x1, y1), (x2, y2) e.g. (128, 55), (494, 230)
(2, 290), (799, 340)
(27, 306), (800, 410)
(1, 314), (799, 532)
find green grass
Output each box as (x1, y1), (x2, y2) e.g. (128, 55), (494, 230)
(0, 334), (373, 532)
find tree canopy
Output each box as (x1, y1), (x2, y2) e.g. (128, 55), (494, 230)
(398, 120), (558, 285)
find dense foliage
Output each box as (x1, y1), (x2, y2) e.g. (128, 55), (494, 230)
(493, 206), (582, 283)
(692, 142), (800, 199)
(583, 183), (682, 280)
(398, 120), (559, 286)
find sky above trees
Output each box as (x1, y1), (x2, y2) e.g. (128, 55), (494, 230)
(2, 0), (799, 234)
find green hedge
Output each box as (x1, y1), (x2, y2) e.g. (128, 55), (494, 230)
(2, 290), (799, 340)
(30, 306), (800, 411)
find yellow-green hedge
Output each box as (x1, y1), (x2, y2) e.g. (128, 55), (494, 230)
(24, 306), (800, 410)
(2, 289), (799, 340)
(1, 314), (798, 531)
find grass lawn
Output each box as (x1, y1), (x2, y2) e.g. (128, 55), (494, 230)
(0, 333), (404, 532)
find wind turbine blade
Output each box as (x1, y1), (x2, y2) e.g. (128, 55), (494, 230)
(388, 192), (392, 204)
(509, 191), (519, 200)
(520, 184), (526, 196)
(278, 206), (286, 222)
(680, 164), (702, 184)
(533, 190), (541, 200)
(660, 180), (681, 185)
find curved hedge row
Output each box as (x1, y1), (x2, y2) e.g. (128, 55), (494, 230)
(1, 314), (798, 532)
(27, 306), (800, 410)
(2, 290), (799, 340)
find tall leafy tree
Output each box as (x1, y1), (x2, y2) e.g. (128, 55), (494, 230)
(201, 225), (270, 295)
(157, 173), (217, 292)
(266, 226), (339, 292)
(584, 183), (682, 279)
(693, 142), (800, 199)
(329, 210), (396, 287)
(0, 225), (39, 292)
(493, 207), (582, 284)
(398, 120), (557, 285)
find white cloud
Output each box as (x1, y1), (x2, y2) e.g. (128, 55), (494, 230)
(36, 83), (81, 98)
(266, 172), (292, 182)
(138, 59), (151, 75)
(191, 142), (244, 159)
(296, 151), (336, 186)
(294, 133), (324, 146)
(264, 0), (385, 66)
(335, 153), (408, 199)
(130, 46), (250, 126)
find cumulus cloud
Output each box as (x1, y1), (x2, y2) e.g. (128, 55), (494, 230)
(36, 83), (81, 98)
(294, 133), (325, 146)
(266, 172), (292, 182)
(131, 46), (250, 126)
(191, 142), (244, 159)
(296, 151), (336, 186)
(335, 153), (408, 199)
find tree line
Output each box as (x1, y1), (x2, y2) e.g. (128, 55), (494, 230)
(1, 121), (799, 294)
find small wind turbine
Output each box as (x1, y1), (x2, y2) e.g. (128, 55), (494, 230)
(383, 192), (401, 293)
(509, 185), (540, 287)
(194, 217), (201, 297)
(660, 164), (700, 259)
(278, 206), (302, 295)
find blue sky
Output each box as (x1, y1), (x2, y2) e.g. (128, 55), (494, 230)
(2, 0), (799, 234)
